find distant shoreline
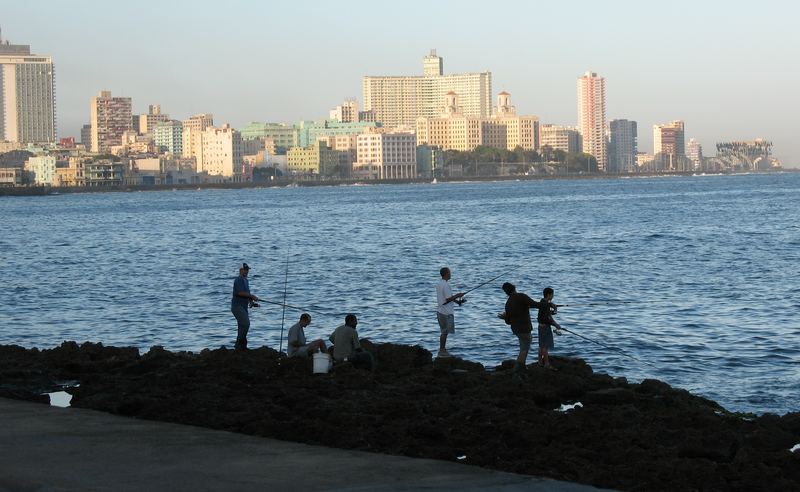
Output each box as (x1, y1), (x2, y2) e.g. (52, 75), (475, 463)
(0, 169), (794, 197)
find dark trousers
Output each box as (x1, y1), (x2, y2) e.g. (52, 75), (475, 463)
(231, 305), (250, 350)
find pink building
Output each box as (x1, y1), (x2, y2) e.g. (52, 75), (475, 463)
(577, 71), (607, 171)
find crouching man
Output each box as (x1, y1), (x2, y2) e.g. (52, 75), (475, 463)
(329, 314), (373, 371)
(287, 313), (327, 358)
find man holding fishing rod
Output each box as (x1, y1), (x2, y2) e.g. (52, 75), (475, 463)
(436, 267), (465, 358)
(498, 282), (541, 375)
(231, 263), (261, 350)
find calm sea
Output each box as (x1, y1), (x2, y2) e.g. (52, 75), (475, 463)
(1, 174), (798, 414)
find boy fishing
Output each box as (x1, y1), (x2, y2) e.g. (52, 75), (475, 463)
(537, 287), (562, 370)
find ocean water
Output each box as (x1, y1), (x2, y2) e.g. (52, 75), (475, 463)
(1, 173), (798, 415)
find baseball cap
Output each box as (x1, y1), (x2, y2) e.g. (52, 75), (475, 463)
(241, 263), (250, 270)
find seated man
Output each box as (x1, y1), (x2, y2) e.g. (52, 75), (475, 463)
(329, 314), (373, 371)
(287, 313), (327, 358)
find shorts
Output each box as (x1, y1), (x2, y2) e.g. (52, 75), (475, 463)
(537, 323), (554, 350)
(291, 345), (311, 358)
(437, 313), (455, 334)
(516, 332), (532, 352)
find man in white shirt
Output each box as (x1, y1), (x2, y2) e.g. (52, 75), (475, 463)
(436, 267), (465, 358)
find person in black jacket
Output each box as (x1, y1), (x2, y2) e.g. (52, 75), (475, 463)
(498, 282), (541, 374)
(537, 287), (562, 370)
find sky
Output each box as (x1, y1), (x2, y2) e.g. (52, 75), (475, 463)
(4, 0), (799, 165)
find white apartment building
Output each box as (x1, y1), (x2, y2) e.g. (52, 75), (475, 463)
(686, 138), (703, 170)
(354, 129), (417, 179)
(181, 114), (214, 160)
(0, 39), (56, 144)
(540, 125), (582, 154)
(363, 50), (492, 128)
(199, 124), (243, 177)
(91, 90), (132, 152)
(24, 155), (56, 185)
(577, 71), (607, 171)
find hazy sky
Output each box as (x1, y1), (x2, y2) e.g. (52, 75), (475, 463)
(4, 0), (799, 164)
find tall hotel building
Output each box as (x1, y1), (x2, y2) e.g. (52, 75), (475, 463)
(577, 71), (607, 171)
(362, 50), (492, 128)
(90, 90), (132, 152)
(653, 120), (685, 170)
(0, 35), (56, 144)
(608, 119), (638, 173)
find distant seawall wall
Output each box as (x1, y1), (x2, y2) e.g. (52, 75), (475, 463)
(1, 170), (792, 197)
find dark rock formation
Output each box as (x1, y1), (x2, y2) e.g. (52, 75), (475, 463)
(1, 341), (798, 491)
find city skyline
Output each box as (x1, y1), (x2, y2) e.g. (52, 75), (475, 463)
(3, 0), (799, 165)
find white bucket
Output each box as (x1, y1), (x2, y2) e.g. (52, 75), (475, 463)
(312, 351), (331, 374)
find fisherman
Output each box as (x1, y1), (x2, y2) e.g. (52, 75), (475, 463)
(287, 313), (327, 358)
(329, 314), (373, 370)
(537, 287), (562, 370)
(498, 282), (541, 375)
(231, 263), (260, 350)
(436, 267), (465, 358)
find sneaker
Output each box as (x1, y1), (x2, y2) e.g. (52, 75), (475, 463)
(437, 350), (452, 358)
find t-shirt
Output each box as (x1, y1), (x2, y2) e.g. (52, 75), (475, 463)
(231, 276), (250, 309)
(329, 324), (361, 361)
(286, 322), (307, 357)
(504, 292), (541, 335)
(537, 298), (557, 326)
(436, 279), (455, 315)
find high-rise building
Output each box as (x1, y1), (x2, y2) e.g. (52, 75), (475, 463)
(181, 114), (214, 160)
(153, 120), (183, 155)
(90, 90), (132, 152)
(199, 124), (242, 177)
(577, 71), (607, 171)
(329, 99), (358, 123)
(363, 50), (492, 128)
(686, 137), (703, 170)
(653, 120), (685, 170)
(539, 125), (582, 155)
(608, 119), (638, 173)
(0, 35), (56, 144)
(138, 105), (169, 135)
(80, 124), (92, 151)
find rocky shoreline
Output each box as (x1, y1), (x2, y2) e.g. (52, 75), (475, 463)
(1, 341), (798, 491)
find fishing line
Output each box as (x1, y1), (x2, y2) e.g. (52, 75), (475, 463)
(444, 266), (519, 305)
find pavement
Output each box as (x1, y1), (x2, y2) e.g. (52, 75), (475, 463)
(0, 397), (614, 491)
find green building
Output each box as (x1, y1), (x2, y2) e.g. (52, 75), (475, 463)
(297, 120), (380, 147)
(240, 122), (299, 152)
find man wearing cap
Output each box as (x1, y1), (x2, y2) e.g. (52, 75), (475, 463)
(231, 263), (259, 350)
(498, 282), (541, 376)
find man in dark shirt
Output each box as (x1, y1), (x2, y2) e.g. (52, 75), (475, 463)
(231, 263), (260, 350)
(537, 286), (562, 370)
(498, 282), (541, 374)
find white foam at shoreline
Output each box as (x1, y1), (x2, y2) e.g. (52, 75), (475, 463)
(47, 391), (72, 408)
(558, 402), (583, 412)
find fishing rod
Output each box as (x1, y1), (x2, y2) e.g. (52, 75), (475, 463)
(444, 266), (518, 305)
(278, 253), (290, 354)
(557, 325), (656, 367)
(253, 297), (351, 318)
